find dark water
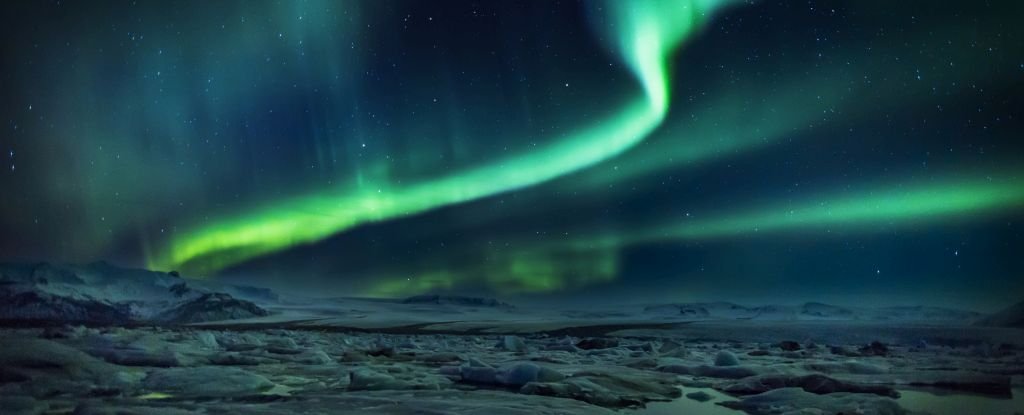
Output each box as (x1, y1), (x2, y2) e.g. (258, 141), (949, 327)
(638, 388), (740, 415)
(897, 388), (1024, 415)
(637, 387), (1024, 415)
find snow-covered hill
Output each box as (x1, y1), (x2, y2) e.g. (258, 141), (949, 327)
(643, 301), (981, 323)
(974, 300), (1024, 328)
(0, 261), (269, 324)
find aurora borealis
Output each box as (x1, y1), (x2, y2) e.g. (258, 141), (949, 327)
(2, 0), (1023, 309)
(147, 0), (724, 276)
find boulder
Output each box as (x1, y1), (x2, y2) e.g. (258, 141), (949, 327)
(576, 338), (619, 350)
(686, 391), (713, 402)
(497, 363), (564, 386)
(499, 335), (529, 353)
(714, 350), (740, 367)
(720, 387), (909, 415)
(721, 373), (899, 397)
(859, 341), (890, 356)
(143, 367), (273, 397)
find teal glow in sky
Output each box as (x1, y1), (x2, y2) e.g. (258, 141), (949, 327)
(663, 175), (1024, 240)
(149, 0), (729, 275)
(2, 0), (1022, 306)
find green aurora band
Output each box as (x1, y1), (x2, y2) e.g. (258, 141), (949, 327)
(149, 0), (1024, 292)
(647, 173), (1024, 241)
(151, 0), (729, 275)
(554, 173), (1024, 246)
(364, 245), (620, 297)
(363, 172), (1024, 296)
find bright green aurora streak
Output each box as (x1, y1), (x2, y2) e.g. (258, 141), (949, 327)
(646, 173), (1024, 242)
(361, 172), (1024, 297)
(151, 0), (729, 275)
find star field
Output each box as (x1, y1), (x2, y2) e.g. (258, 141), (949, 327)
(1, 0), (1022, 309)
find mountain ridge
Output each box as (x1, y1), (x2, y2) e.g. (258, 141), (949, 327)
(643, 301), (982, 323)
(0, 261), (269, 324)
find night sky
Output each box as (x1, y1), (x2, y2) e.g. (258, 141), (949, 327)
(2, 0), (1023, 310)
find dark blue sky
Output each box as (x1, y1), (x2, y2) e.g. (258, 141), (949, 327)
(2, 1), (1022, 310)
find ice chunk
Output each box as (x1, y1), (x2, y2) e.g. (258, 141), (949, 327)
(714, 350), (740, 366)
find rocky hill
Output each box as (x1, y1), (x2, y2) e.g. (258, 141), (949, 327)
(0, 261), (269, 324)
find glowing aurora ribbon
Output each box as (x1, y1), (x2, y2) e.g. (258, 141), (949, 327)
(152, 0), (730, 275)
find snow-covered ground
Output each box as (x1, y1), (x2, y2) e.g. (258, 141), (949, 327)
(2, 314), (1023, 414)
(3, 262), (1023, 414)
(185, 294), (991, 333)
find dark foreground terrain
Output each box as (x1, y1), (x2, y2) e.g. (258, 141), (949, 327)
(1, 262), (1023, 414)
(2, 320), (1023, 415)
